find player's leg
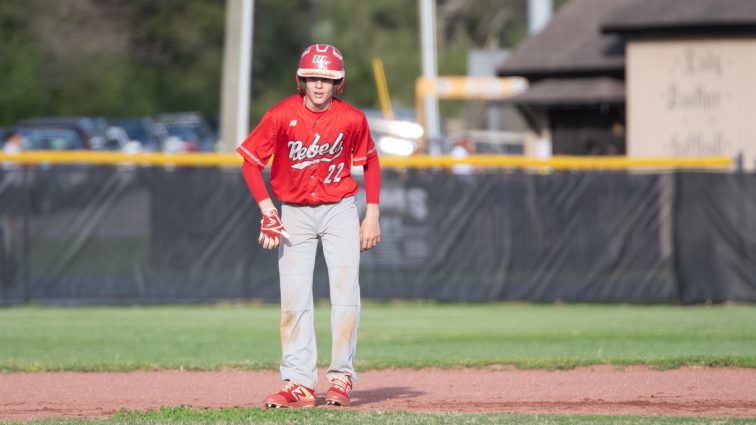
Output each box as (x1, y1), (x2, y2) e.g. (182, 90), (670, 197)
(319, 196), (361, 405)
(277, 204), (319, 389)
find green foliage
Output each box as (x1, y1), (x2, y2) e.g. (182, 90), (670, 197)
(0, 1), (48, 124)
(0, 0), (225, 124)
(0, 0), (532, 126)
(250, 0), (311, 119)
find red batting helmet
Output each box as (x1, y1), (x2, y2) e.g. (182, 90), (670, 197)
(296, 44), (346, 96)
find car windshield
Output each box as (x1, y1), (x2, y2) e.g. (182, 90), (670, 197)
(164, 124), (200, 142)
(117, 122), (150, 143)
(18, 128), (86, 150)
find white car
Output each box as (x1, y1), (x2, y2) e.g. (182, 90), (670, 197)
(362, 109), (423, 157)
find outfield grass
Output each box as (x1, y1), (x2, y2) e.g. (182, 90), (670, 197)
(0, 302), (754, 371)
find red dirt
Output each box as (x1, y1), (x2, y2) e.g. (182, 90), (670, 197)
(1, 366), (755, 420)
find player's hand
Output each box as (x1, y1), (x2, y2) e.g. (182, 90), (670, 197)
(258, 208), (289, 250)
(360, 204), (381, 252)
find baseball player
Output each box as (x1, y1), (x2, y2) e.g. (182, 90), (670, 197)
(237, 44), (381, 408)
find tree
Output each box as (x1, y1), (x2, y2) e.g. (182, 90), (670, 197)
(0, 0), (533, 127)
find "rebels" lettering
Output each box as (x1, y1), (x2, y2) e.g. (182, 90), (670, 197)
(288, 133), (344, 161)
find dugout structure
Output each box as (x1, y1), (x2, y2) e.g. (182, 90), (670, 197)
(0, 152), (753, 305)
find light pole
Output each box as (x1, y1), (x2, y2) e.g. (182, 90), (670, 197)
(219, 0), (254, 152)
(419, 0), (443, 154)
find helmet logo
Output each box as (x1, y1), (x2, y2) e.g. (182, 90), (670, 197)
(311, 55), (331, 70)
(297, 44), (345, 95)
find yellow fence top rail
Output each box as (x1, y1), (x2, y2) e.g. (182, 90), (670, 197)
(381, 155), (733, 170)
(0, 151), (733, 170)
(0, 151), (242, 167)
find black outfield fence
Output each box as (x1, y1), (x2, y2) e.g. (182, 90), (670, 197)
(1, 165), (754, 304)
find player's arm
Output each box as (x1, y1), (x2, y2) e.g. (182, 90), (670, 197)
(242, 160), (271, 204)
(238, 111), (289, 250)
(360, 153), (381, 252)
(242, 160), (288, 249)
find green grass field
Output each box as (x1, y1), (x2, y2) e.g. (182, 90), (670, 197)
(1, 406), (751, 425)
(1, 302), (755, 424)
(1, 302), (754, 371)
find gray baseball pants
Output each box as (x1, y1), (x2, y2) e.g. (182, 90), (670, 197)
(277, 196), (361, 389)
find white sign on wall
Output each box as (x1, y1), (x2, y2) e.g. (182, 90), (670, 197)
(627, 38), (756, 168)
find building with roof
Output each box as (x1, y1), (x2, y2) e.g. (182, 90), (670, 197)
(498, 0), (756, 168)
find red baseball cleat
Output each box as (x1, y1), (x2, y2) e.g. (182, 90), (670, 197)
(325, 373), (352, 406)
(264, 380), (316, 408)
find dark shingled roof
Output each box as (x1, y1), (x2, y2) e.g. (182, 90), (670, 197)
(498, 0), (756, 79)
(503, 77), (625, 106)
(498, 0), (633, 79)
(602, 0), (756, 35)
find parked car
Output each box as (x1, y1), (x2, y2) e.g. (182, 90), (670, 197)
(12, 117), (101, 150)
(7, 117), (117, 213)
(107, 116), (168, 152)
(12, 116), (150, 152)
(0, 127), (9, 144)
(362, 108), (423, 157)
(154, 112), (217, 153)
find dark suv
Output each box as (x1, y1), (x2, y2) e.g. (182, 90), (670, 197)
(107, 116), (168, 152)
(155, 112), (217, 152)
(12, 117), (108, 150)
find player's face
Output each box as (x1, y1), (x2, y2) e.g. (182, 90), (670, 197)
(303, 77), (335, 112)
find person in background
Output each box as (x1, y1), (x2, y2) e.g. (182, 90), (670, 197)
(2, 133), (23, 154)
(450, 138), (475, 175)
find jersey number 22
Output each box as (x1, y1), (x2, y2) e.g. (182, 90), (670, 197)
(324, 163), (344, 184)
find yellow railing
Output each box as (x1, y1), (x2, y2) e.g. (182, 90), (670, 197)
(0, 151), (733, 170)
(380, 155), (733, 170)
(0, 151), (241, 167)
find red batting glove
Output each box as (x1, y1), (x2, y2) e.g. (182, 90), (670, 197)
(258, 208), (289, 249)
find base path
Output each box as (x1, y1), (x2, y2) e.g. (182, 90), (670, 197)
(1, 366), (755, 420)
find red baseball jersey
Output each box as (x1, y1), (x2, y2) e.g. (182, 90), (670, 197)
(237, 94), (377, 205)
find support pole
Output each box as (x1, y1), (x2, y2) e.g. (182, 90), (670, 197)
(219, 0), (254, 152)
(419, 0), (443, 154)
